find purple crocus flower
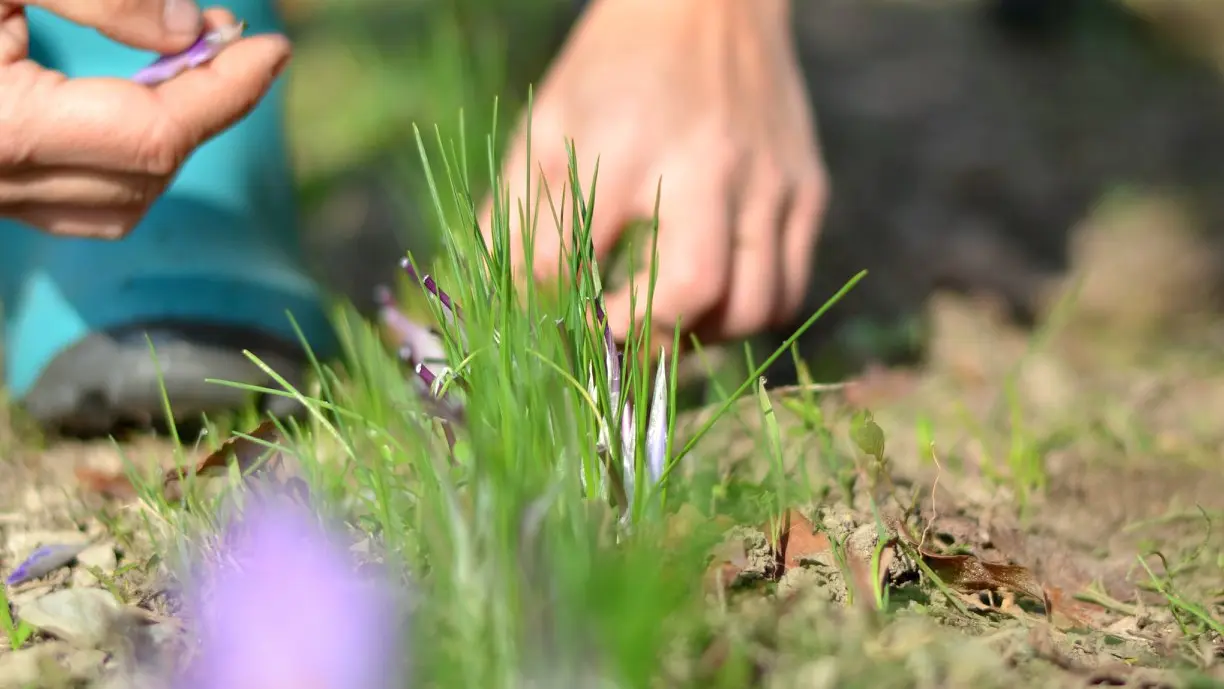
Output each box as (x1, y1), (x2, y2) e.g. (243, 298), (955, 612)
(175, 501), (407, 689)
(132, 21), (246, 86)
(376, 278), (465, 446)
(593, 297), (637, 500)
(379, 254), (670, 506)
(376, 286), (450, 377)
(587, 294), (672, 514)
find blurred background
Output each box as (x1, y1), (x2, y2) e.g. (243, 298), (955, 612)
(282, 0), (1224, 382)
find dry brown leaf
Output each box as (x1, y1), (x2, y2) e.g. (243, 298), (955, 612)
(73, 466), (139, 500)
(1044, 586), (1106, 629)
(871, 544), (897, 602)
(844, 552), (880, 609)
(167, 420), (285, 481)
(75, 421), (291, 503)
(163, 420), (294, 502)
(770, 509), (833, 573)
(897, 519), (1051, 617)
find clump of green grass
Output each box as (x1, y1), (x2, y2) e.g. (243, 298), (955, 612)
(130, 101), (864, 688)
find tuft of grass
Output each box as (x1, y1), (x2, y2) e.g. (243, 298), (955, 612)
(123, 100), (865, 688)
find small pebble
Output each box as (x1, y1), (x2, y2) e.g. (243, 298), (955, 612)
(72, 543), (118, 588)
(0, 643), (106, 689)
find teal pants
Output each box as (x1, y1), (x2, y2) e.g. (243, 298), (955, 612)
(1, 2), (334, 401)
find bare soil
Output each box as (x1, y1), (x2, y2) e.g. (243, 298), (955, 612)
(3, 283), (1223, 687)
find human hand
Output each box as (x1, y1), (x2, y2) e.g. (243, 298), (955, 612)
(0, 1), (290, 239)
(481, 0), (828, 347)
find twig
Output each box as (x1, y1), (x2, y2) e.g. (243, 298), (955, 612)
(918, 442), (943, 553)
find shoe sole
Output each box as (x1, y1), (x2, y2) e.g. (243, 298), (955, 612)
(21, 325), (309, 437)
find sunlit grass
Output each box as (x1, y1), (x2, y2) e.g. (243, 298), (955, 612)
(124, 97), (868, 687)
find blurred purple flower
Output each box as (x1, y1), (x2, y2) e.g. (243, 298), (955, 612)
(376, 276), (464, 455)
(376, 286), (449, 376)
(132, 22), (246, 86)
(175, 501), (407, 689)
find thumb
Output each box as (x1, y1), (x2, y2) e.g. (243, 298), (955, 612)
(15, 0), (203, 54)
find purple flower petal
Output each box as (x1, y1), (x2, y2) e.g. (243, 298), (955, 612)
(132, 21), (246, 86)
(594, 295), (636, 503)
(178, 501), (406, 689)
(375, 286), (449, 371)
(6, 543), (89, 586)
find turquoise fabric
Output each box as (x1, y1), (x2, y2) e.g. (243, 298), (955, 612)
(1, 2), (336, 397)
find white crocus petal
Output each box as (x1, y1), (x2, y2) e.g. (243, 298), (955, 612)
(644, 350), (668, 486)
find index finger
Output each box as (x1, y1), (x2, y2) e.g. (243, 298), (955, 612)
(602, 162), (734, 346)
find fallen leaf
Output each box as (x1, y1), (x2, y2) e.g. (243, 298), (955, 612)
(1044, 586), (1106, 629)
(874, 544), (897, 600)
(769, 509), (832, 573)
(167, 419), (285, 482)
(163, 420), (289, 501)
(74, 421), (290, 502)
(897, 519), (1051, 616)
(73, 466), (138, 500)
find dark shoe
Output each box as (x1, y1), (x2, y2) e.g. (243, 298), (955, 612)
(20, 324), (309, 436)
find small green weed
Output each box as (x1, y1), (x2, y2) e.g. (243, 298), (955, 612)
(0, 584), (35, 651)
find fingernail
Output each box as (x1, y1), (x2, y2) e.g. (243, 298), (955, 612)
(163, 0), (203, 37)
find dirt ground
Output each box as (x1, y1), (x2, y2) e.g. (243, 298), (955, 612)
(672, 283), (1224, 687)
(2, 282), (1223, 687)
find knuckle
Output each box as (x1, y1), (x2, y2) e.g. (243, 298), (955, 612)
(668, 261), (722, 314)
(794, 170), (830, 221)
(0, 67), (63, 170)
(737, 310), (772, 338)
(134, 125), (186, 177)
(103, 0), (143, 15)
(119, 176), (165, 210)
